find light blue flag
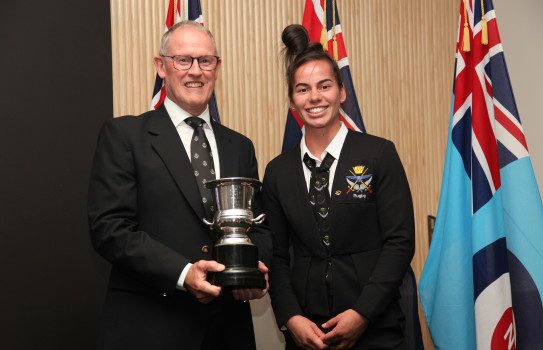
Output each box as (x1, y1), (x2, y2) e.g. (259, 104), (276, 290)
(419, 0), (543, 348)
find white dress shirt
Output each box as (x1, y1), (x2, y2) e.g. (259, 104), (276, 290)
(300, 122), (349, 195)
(164, 97), (221, 179)
(163, 97), (221, 291)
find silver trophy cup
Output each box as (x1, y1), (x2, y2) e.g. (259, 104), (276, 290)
(203, 177), (266, 289)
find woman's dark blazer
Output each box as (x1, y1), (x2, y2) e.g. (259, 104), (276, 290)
(263, 130), (415, 349)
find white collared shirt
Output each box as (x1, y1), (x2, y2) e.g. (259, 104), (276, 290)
(300, 122), (349, 195)
(163, 97), (221, 291)
(164, 97), (221, 179)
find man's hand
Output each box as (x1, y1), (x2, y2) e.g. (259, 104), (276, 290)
(232, 261), (269, 301)
(286, 315), (328, 350)
(184, 260), (224, 304)
(321, 309), (368, 350)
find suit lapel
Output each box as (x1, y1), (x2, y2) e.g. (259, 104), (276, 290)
(211, 120), (237, 177)
(330, 130), (354, 203)
(290, 144), (320, 232)
(147, 105), (206, 220)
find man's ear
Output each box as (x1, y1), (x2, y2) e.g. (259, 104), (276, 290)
(211, 58), (222, 80)
(154, 56), (166, 79)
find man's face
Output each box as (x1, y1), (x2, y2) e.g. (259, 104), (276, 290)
(154, 26), (221, 116)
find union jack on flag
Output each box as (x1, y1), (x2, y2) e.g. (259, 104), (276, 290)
(281, 0), (365, 152)
(150, 0), (221, 123)
(419, 0), (543, 349)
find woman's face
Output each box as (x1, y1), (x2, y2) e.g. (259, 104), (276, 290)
(290, 59), (346, 132)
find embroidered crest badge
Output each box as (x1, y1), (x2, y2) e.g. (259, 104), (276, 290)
(346, 165), (373, 199)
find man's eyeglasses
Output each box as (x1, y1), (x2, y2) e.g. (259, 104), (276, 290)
(161, 55), (220, 71)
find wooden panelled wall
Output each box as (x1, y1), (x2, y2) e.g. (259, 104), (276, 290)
(111, 0), (460, 348)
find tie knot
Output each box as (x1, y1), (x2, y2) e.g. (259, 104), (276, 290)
(304, 153), (335, 172)
(185, 116), (205, 129)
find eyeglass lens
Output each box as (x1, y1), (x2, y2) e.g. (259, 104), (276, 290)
(172, 55), (218, 71)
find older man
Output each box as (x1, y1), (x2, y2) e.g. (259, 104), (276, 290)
(88, 21), (271, 350)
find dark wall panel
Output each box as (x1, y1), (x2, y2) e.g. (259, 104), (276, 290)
(0, 1), (112, 348)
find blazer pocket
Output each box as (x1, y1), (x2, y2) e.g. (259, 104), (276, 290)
(291, 256), (311, 308)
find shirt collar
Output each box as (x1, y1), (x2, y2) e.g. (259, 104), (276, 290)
(164, 97), (212, 128)
(300, 122), (348, 164)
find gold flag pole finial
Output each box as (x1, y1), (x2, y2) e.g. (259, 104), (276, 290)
(480, 0), (488, 45)
(462, 0), (471, 52)
(321, 0), (329, 51)
(332, 0), (338, 61)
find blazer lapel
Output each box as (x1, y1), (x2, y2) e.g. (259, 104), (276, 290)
(291, 144), (321, 234)
(147, 106), (206, 220)
(330, 130), (354, 203)
(211, 121), (237, 177)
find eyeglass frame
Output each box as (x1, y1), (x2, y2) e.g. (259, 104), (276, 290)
(161, 54), (221, 71)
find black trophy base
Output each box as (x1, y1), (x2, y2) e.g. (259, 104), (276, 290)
(208, 243), (266, 289)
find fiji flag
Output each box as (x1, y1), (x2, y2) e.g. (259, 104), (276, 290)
(281, 0), (365, 152)
(418, 0), (543, 349)
(150, 0), (221, 123)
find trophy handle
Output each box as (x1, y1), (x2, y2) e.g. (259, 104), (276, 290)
(203, 218), (214, 226)
(251, 213), (266, 224)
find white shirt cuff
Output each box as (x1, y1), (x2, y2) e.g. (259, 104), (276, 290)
(176, 263), (192, 291)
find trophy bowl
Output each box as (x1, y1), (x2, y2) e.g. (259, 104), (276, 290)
(204, 177), (266, 289)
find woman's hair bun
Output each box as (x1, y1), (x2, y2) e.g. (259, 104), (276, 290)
(280, 23), (340, 98)
(282, 24), (310, 57)
(282, 24), (323, 75)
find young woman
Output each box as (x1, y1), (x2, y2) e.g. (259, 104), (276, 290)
(263, 24), (415, 350)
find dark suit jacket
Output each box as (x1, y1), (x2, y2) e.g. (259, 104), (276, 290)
(88, 105), (272, 349)
(263, 130), (415, 349)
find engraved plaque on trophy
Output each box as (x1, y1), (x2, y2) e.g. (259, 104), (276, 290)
(203, 177), (266, 289)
